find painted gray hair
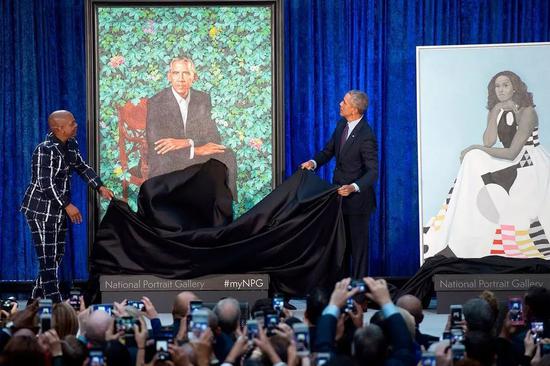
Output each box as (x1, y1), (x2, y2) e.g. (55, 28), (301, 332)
(347, 90), (369, 113)
(169, 56), (197, 77)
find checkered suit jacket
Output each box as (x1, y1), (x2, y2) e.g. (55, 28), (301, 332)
(21, 133), (103, 223)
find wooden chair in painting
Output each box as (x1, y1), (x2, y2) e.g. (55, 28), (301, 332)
(117, 98), (149, 201)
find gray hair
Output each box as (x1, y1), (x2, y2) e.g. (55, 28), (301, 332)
(463, 298), (495, 333)
(213, 298), (241, 333)
(169, 56), (198, 78)
(347, 90), (369, 113)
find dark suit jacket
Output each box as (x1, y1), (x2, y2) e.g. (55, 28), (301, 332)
(20, 133), (102, 223)
(313, 117), (378, 215)
(146, 87), (222, 178)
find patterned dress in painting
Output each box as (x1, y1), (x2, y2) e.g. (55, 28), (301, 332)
(424, 109), (550, 259)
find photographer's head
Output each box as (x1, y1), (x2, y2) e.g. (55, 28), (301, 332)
(85, 310), (112, 343)
(463, 331), (496, 366)
(305, 287), (330, 326)
(352, 324), (387, 366)
(214, 298), (241, 334)
(525, 286), (550, 321)
(463, 298), (494, 333)
(172, 291), (199, 319)
(396, 294), (424, 326)
(52, 302), (78, 339)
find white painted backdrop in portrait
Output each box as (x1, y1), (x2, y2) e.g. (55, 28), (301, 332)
(417, 42), (550, 262)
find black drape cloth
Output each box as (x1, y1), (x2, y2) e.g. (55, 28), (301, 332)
(396, 256), (550, 307)
(91, 160), (346, 296)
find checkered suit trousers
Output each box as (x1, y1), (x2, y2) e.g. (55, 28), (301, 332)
(26, 218), (67, 303)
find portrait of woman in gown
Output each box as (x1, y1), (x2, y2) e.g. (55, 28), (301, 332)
(424, 70), (550, 259)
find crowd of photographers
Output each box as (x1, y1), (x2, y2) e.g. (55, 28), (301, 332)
(0, 277), (549, 366)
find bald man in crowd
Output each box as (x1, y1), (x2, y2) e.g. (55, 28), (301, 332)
(396, 294), (439, 349)
(21, 110), (114, 303)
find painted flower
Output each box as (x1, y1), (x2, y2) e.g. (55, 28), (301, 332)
(217, 119), (228, 127)
(209, 26), (219, 39)
(108, 55), (125, 68)
(248, 138), (263, 150)
(113, 166), (123, 177)
(250, 65), (260, 72)
(143, 20), (155, 34)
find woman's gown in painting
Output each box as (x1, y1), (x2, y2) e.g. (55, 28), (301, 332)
(424, 109), (550, 259)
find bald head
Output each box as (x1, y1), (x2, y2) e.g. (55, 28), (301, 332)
(85, 310), (112, 343)
(48, 110), (77, 142)
(48, 110), (73, 128)
(172, 291), (199, 319)
(396, 295), (423, 325)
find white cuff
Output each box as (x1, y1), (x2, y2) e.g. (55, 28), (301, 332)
(351, 183), (360, 192)
(189, 139), (195, 159)
(310, 159), (317, 169)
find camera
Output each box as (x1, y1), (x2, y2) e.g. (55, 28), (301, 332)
(265, 313), (279, 336)
(450, 304), (463, 329)
(293, 323), (310, 356)
(88, 349), (105, 366)
(531, 322), (544, 344)
(247, 319), (259, 341)
(38, 299), (52, 316)
(156, 339), (171, 361)
(254, 310), (265, 328)
(1, 297), (16, 313)
(69, 291), (81, 311)
(508, 297), (524, 325)
(115, 316), (138, 335)
(188, 309), (209, 341)
(272, 295), (284, 312)
(92, 304), (113, 316)
(344, 297), (355, 313)
(189, 300), (203, 313)
(40, 312), (52, 332)
(452, 344), (465, 361)
(450, 328), (464, 344)
(420, 351), (436, 366)
(347, 279), (368, 292)
(127, 300), (146, 312)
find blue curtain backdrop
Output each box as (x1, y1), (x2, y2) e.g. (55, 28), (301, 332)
(1, 0), (550, 283)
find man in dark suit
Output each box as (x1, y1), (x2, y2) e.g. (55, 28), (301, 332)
(301, 90), (378, 278)
(21, 110), (114, 302)
(146, 56), (227, 179)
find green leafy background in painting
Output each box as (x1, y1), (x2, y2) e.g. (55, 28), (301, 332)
(97, 6), (272, 217)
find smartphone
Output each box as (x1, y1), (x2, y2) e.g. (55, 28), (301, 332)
(92, 304), (113, 316)
(293, 323), (310, 356)
(508, 297), (524, 325)
(450, 304), (463, 329)
(247, 319), (259, 341)
(38, 299), (53, 316)
(88, 349), (105, 366)
(420, 351), (436, 366)
(188, 309), (209, 341)
(452, 344), (465, 361)
(265, 313), (278, 336)
(127, 300), (145, 312)
(40, 313), (52, 332)
(69, 291), (81, 311)
(115, 316), (137, 334)
(156, 339), (171, 361)
(531, 322), (544, 344)
(347, 279), (367, 292)
(189, 300), (203, 314)
(157, 326), (174, 343)
(450, 328), (464, 344)
(345, 298), (355, 313)
(273, 295), (284, 312)
(314, 352), (331, 366)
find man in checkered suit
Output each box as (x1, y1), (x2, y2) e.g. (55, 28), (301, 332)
(21, 110), (114, 302)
